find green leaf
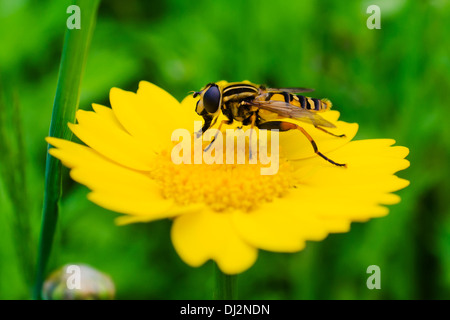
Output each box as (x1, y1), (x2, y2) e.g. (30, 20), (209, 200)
(33, 0), (100, 300)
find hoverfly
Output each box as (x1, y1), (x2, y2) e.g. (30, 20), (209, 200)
(193, 81), (346, 167)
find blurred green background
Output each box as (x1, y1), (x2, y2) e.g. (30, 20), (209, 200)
(0, 0), (449, 299)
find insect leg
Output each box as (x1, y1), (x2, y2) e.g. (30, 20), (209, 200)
(249, 113), (257, 160)
(296, 126), (347, 167)
(260, 122), (346, 167)
(204, 119), (232, 152)
(314, 126), (346, 138)
(196, 114), (214, 138)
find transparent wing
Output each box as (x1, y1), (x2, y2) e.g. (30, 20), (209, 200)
(249, 100), (336, 128)
(265, 87), (315, 93)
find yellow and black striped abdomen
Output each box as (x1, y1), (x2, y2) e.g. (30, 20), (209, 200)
(290, 94), (332, 112)
(264, 91), (332, 112)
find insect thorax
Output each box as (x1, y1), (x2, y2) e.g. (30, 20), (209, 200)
(223, 100), (254, 123)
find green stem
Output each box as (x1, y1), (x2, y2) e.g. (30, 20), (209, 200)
(214, 264), (237, 300)
(33, 0), (100, 300)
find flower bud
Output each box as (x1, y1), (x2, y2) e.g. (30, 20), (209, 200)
(43, 264), (115, 300)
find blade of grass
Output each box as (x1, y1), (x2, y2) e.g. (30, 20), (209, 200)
(0, 83), (33, 285)
(33, 0), (100, 300)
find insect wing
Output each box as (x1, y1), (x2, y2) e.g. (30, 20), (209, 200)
(265, 87), (315, 93)
(250, 100), (336, 128)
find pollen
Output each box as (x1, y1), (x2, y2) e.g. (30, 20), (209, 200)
(150, 147), (293, 212)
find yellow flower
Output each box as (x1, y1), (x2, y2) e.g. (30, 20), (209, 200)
(47, 81), (410, 275)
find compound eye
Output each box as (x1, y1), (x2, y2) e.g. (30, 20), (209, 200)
(203, 85), (221, 113)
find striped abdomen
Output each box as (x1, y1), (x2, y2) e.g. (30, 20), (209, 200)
(290, 94), (332, 112)
(265, 91), (332, 112)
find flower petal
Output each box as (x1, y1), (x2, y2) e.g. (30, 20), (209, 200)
(231, 197), (324, 252)
(286, 186), (394, 221)
(115, 204), (203, 225)
(47, 137), (181, 221)
(292, 139), (410, 181)
(69, 108), (156, 171)
(137, 81), (181, 111)
(231, 188), (389, 253)
(279, 111), (359, 160)
(171, 211), (258, 274)
(231, 188), (359, 253)
(87, 191), (182, 221)
(109, 88), (163, 150)
(91, 103), (127, 131)
(106, 83), (203, 152)
(136, 81), (202, 129)
(285, 139), (410, 221)
(231, 138), (409, 252)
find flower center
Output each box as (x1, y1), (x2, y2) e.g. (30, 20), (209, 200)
(150, 139), (293, 212)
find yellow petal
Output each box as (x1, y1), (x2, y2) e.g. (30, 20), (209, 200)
(137, 81), (201, 129)
(87, 191), (180, 220)
(231, 186), (390, 253)
(231, 199), (322, 253)
(47, 137), (180, 221)
(180, 94), (201, 119)
(137, 81), (181, 111)
(231, 188), (360, 253)
(286, 185), (394, 220)
(231, 136), (410, 253)
(319, 218), (352, 233)
(292, 139), (410, 183)
(171, 211), (258, 274)
(69, 108), (156, 171)
(279, 110), (359, 160)
(115, 204), (203, 225)
(294, 166), (410, 193)
(109, 88), (162, 149)
(91, 103), (127, 131)
(103, 82), (200, 151)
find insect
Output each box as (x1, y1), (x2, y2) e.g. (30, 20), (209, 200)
(193, 81), (347, 167)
